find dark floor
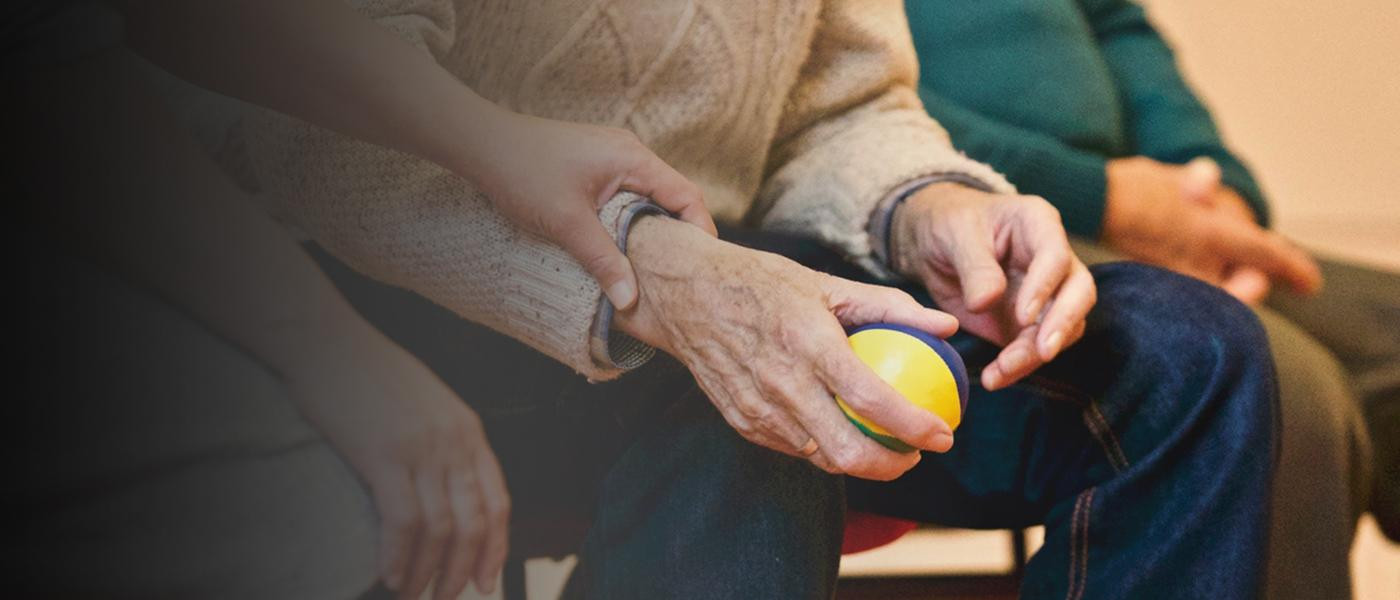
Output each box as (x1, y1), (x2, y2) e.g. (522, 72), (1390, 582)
(837, 574), (1020, 600)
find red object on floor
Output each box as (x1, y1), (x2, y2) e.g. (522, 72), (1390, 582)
(842, 511), (919, 554)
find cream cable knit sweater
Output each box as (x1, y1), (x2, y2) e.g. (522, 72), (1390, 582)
(244, 0), (1013, 380)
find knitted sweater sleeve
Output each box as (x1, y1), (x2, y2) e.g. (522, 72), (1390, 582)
(241, 0), (654, 381)
(755, 0), (1015, 276)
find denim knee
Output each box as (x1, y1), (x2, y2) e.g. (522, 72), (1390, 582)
(1092, 262), (1270, 359)
(1085, 262), (1278, 453)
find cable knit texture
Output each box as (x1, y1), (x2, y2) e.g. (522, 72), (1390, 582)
(244, 0), (1012, 380)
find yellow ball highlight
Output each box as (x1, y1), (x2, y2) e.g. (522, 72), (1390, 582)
(838, 325), (967, 452)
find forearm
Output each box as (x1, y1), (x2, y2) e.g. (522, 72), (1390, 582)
(114, 0), (498, 182)
(27, 48), (385, 381)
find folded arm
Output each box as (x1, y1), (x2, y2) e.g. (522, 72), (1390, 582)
(1078, 0), (1268, 224)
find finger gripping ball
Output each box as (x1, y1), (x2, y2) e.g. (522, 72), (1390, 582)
(838, 323), (970, 452)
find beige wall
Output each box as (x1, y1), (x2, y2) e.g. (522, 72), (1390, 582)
(1139, 0), (1400, 271)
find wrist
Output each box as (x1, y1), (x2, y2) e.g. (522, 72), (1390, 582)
(611, 216), (686, 350)
(1101, 159), (1137, 243)
(889, 182), (974, 276)
(612, 216), (734, 352)
(423, 88), (514, 182)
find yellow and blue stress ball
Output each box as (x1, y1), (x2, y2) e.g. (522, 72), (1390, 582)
(839, 323), (970, 453)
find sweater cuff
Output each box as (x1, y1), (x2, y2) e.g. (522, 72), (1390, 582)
(1012, 147), (1110, 239)
(867, 173), (1001, 279)
(588, 194), (667, 377)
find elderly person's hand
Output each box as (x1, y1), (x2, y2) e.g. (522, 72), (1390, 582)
(291, 326), (509, 600)
(1103, 156), (1321, 304)
(615, 218), (958, 481)
(890, 183), (1096, 391)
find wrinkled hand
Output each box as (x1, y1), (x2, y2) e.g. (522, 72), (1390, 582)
(290, 330), (509, 600)
(890, 183), (1096, 391)
(1104, 156), (1321, 304)
(466, 109), (717, 309)
(615, 217), (958, 481)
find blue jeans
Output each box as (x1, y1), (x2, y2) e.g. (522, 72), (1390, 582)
(315, 231), (1279, 599)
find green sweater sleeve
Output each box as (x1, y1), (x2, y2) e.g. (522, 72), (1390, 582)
(917, 86), (1112, 238)
(1077, 0), (1270, 225)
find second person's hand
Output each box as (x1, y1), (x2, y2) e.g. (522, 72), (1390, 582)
(1103, 156), (1321, 302)
(289, 320), (510, 600)
(461, 107), (717, 310)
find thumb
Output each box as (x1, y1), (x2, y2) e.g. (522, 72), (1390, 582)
(1179, 157), (1221, 205)
(948, 220), (1008, 311)
(557, 216), (640, 309)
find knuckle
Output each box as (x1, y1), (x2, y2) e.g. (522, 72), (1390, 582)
(1021, 195), (1062, 221)
(753, 372), (788, 402)
(425, 513), (453, 539)
(840, 383), (884, 414)
(829, 443), (867, 474)
(525, 208), (560, 236)
(489, 502), (512, 526)
(579, 249), (621, 279)
(464, 521), (487, 545)
(840, 390), (872, 414)
(389, 506), (422, 531)
(728, 415), (759, 438)
(879, 285), (917, 306)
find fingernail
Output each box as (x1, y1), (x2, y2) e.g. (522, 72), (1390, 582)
(932, 432), (954, 452)
(1022, 299), (1044, 324)
(1042, 330), (1064, 359)
(606, 279), (636, 309)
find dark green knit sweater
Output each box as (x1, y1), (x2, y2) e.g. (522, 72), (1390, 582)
(906, 0), (1268, 238)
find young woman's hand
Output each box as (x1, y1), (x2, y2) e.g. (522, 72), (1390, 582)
(462, 109), (716, 309)
(117, 0), (716, 311)
(289, 327), (509, 600)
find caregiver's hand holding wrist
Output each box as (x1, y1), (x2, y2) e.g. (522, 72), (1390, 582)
(452, 101), (716, 309)
(118, 0), (716, 310)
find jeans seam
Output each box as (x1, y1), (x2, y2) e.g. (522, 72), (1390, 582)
(1066, 491), (1086, 600)
(1082, 402), (1130, 473)
(1066, 487), (1096, 600)
(1015, 378), (1131, 473)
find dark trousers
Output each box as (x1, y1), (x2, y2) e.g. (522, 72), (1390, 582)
(314, 229), (1279, 600)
